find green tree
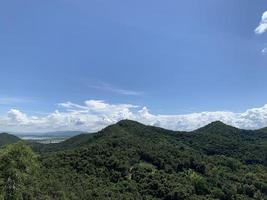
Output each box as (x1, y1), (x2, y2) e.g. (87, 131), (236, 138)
(0, 142), (39, 200)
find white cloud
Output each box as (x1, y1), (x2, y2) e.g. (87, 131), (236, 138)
(1, 100), (267, 133)
(262, 47), (267, 55)
(255, 11), (267, 34)
(7, 109), (29, 125)
(0, 97), (32, 105)
(88, 82), (142, 96)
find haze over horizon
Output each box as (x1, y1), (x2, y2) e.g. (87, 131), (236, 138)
(1, 1), (267, 133)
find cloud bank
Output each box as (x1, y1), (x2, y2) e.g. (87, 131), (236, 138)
(1, 100), (267, 133)
(255, 11), (267, 34)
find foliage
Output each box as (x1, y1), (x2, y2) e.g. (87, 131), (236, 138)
(0, 120), (266, 199)
(0, 142), (39, 200)
(0, 133), (20, 147)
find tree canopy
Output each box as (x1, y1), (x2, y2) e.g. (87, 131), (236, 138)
(0, 120), (266, 199)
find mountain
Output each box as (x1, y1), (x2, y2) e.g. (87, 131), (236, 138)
(43, 131), (82, 137)
(0, 133), (20, 147)
(33, 120), (177, 152)
(175, 121), (267, 165)
(27, 120), (266, 199)
(1, 120), (267, 199)
(256, 127), (267, 139)
(193, 121), (240, 134)
(35, 120), (267, 165)
(258, 126), (267, 132)
(14, 131), (82, 137)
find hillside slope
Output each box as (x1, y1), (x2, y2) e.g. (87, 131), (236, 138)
(174, 121), (267, 165)
(0, 133), (20, 147)
(36, 120), (267, 165)
(36, 120), (267, 200)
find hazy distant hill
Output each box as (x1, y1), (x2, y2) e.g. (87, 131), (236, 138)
(14, 131), (82, 137)
(0, 133), (20, 147)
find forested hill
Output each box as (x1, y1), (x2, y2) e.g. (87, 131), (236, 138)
(178, 121), (267, 165)
(0, 120), (266, 199)
(34, 120), (267, 165)
(0, 132), (20, 147)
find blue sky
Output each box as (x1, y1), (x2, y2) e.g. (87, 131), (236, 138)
(1, 0), (267, 132)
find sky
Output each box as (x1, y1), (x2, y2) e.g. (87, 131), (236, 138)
(1, 0), (267, 133)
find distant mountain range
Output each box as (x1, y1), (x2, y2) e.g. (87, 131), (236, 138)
(13, 130), (83, 137)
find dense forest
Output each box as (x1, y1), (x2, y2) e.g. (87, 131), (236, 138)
(0, 120), (266, 200)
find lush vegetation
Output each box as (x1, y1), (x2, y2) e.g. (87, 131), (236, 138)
(0, 133), (20, 147)
(0, 120), (266, 199)
(0, 142), (39, 199)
